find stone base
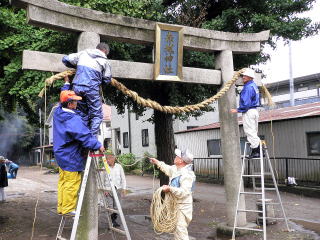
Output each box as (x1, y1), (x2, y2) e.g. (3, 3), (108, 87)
(216, 222), (259, 237)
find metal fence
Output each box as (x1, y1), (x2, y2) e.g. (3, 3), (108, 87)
(193, 157), (320, 186)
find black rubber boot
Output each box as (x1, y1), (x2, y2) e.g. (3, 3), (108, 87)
(111, 213), (120, 228)
(249, 145), (260, 158)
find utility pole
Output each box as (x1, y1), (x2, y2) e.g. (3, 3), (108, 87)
(289, 41), (295, 106)
(39, 108), (42, 146)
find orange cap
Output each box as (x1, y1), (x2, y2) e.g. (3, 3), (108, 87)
(60, 90), (82, 103)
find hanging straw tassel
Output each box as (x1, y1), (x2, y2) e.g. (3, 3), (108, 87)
(260, 84), (275, 108)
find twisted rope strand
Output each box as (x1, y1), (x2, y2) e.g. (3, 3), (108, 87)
(38, 68), (247, 113)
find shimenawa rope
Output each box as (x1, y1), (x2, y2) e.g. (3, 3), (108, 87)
(38, 68), (248, 113)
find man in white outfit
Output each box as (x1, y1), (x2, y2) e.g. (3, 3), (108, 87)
(103, 153), (126, 227)
(231, 68), (261, 158)
(150, 149), (196, 240)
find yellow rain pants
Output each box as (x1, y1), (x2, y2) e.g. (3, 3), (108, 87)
(57, 168), (82, 215)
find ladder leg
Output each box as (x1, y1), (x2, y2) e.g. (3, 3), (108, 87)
(56, 216), (66, 240)
(231, 142), (248, 240)
(260, 144), (267, 240)
(93, 157), (117, 240)
(70, 155), (93, 240)
(94, 155), (131, 240)
(265, 149), (291, 231)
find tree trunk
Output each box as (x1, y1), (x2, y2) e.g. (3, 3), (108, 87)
(154, 110), (175, 186)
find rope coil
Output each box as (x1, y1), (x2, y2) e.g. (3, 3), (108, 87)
(150, 187), (178, 234)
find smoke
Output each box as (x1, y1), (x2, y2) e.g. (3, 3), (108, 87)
(0, 109), (36, 162)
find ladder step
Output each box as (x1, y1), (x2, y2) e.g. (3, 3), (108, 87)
(237, 209), (263, 213)
(243, 174), (261, 177)
(56, 237), (68, 240)
(253, 172), (272, 175)
(240, 191), (262, 195)
(106, 207), (119, 214)
(257, 217), (285, 220)
(254, 188), (276, 191)
(97, 188), (111, 192)
(235, 226), (263, 232)
(110, 226), (126, 235)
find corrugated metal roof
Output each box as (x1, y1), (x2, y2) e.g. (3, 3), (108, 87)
(176, 102), (320, 134)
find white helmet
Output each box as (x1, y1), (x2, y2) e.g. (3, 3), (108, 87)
(241, 68), (255, 79)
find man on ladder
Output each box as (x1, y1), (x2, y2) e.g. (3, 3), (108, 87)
(230, 68), (261, 158)
(53, 90), (104, 216)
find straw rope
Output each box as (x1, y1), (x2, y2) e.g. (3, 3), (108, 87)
(38, 68), (274, 112)
(150, 187), (178, 234)
(38, 68), (247, 113)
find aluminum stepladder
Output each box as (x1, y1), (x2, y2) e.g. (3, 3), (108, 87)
(231, 141), (290, 240)
(56, 152), (131, 240)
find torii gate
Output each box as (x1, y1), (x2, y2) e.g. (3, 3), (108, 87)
(11, 0), (269, 239)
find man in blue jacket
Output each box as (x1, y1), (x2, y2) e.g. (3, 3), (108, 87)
(231, 68), (261, 158)
(53, 90), (105, 216)
(5, 160), (19, 178)
(62, 42), (112, 135)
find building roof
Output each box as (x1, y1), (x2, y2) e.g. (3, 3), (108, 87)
(175, 102), (320, 134)
(266, 72), (320, 89)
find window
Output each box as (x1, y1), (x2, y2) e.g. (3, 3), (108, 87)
(142, 129), (149, 147)
(207, 139), (221, 156)
(307, 132), (320, 156)
(123, 132), (129, 148)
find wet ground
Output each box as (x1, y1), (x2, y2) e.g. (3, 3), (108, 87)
(0, 166), (319, 240)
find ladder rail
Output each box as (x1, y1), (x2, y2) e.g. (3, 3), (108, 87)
(69, 154), (93, 240)
(102, 157), (132, 240)
(259, 143), (267, 240)
(92, 156), (117, 240)
(94, 154), (132, 240)
(232, 141), (290, 240)
(264, 148), (291, 231)
(231, 142), (249, 240)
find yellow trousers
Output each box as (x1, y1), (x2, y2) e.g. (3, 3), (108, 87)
(57, 168), (82, 215)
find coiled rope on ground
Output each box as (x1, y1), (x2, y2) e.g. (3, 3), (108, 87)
(38, 68), (249, 113)
(150, 186), (178, 234)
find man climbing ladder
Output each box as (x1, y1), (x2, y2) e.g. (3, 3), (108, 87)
(62, 42), (112, 135)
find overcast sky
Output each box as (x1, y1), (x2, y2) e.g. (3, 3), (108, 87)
(258, 1), (320, 84)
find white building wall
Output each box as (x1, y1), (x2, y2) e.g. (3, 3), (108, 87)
(111, 106), (157, 158)
(173, 103), (219, 131)
(272, 89), (318, 103)
(111, 104), (220, 158)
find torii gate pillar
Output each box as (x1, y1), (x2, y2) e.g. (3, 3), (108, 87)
(216, 50), (247, 227)
(76, 32), (100, 240)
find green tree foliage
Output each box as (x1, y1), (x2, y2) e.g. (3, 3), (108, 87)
(0, 0), (77, 122)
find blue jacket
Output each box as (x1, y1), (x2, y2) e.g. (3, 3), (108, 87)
(53, 105), (102, 171)
(237, 80), (260, 113)
(7, 162), (19, 170)
(62, 49), (112, 90)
